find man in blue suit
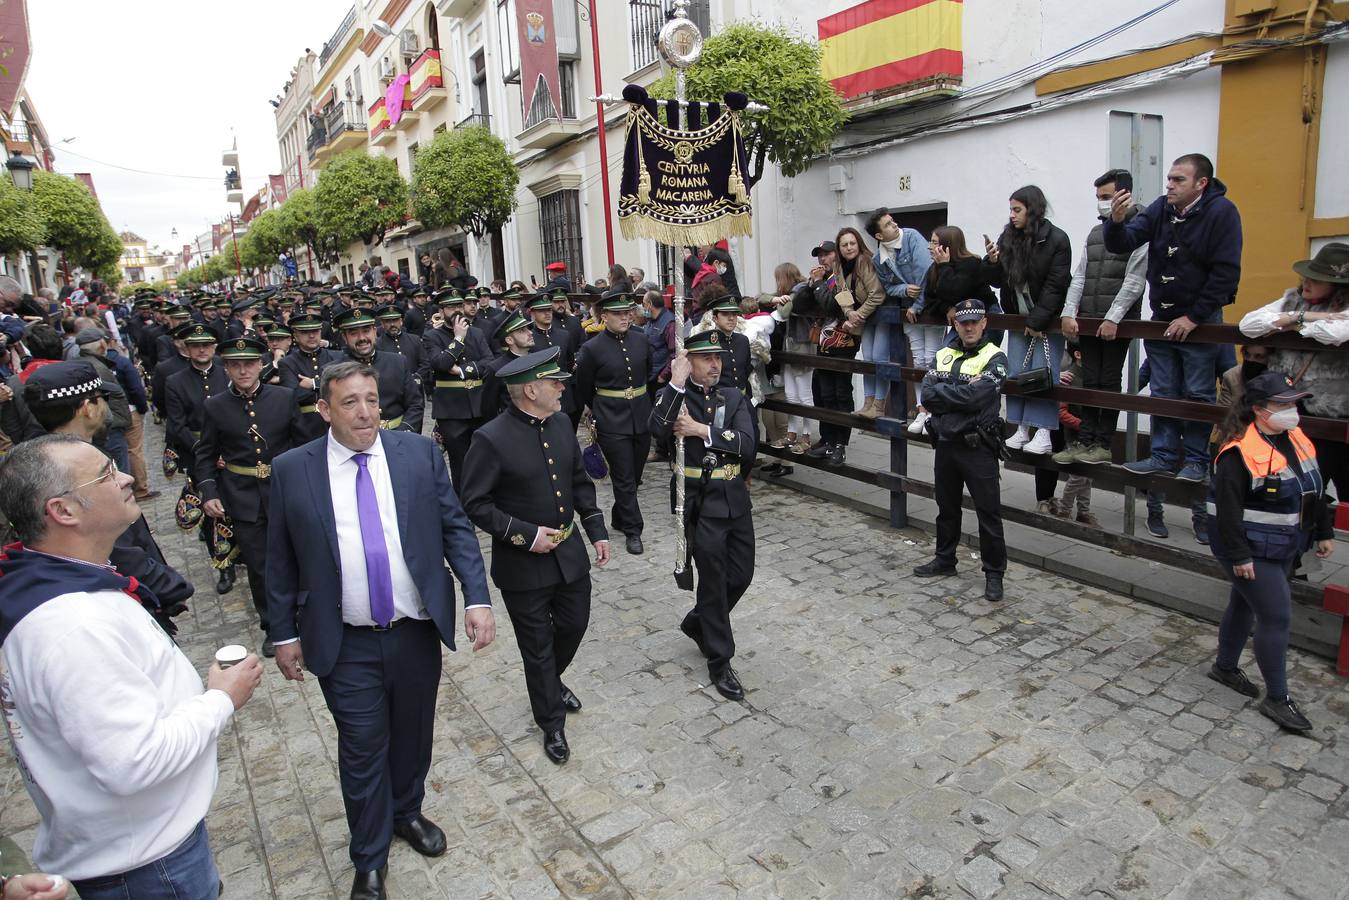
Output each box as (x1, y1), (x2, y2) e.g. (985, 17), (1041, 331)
(266, 360), (495, 900)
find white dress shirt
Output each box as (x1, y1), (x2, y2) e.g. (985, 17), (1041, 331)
(327, 432), (429, 626)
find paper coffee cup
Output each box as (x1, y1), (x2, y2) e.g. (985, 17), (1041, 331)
(216, 645), (248, 669)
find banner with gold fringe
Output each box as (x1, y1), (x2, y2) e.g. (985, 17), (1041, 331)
(618, 101), (752, 246)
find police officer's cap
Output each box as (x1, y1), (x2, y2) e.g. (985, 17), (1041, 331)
(332, 307), (379, 331)
(495, 346), (572, 385)
(952, 299), (987, 323)
(220, 335), (268, 360)
(1245, 371), (1313, 405)
(24, 361), (120, 406)
(684, 330), (725, 354)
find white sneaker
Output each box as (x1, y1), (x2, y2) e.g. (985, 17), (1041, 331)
(1005, 425), (1032, 450)
(1024, 429), (1053, 455)
(907, 410), (930, 434)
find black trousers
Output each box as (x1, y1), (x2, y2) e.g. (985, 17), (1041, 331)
(436, 417), (482, 489)
(649, 382), (672, 457)
(1034, 428), (1068, 503)
(813, 366), (855, 446)
(684, 512), (755, 674)
(231, 518), (270, 633)
(934, 441), (1007, 574)
(318, 619), (441, 872)
(597, 430), (651, 536)
(501, 575), (592, 732)
(1076, 334), (1131, 448)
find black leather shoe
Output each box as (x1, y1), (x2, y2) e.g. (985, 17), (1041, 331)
(393, 814), (447, 857)
(806, 441), (832, 459)
(544, 729), (570, 764)
(984, 573), (1004, 602)
(1259, 695), (1313, 733)
(261, 638), (275, 658)
(1207, 664), (1259, 698)
(679, 617), (711, 658)
(827, 444), (847, 467)
(215, 566), (235, 595)
(711, 666), (745, 701)
(625, 533), (644, 555)
(560, 684), (582, 712)
(913, 559), (957, 577)
(350, 866), (387, 900)
(760, 462), (784, 476)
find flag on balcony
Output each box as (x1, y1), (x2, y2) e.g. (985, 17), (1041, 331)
(516, 0), (561, 125)
(269, 174), (288, 204)
(818, 0), (963, 100)
(618, 98), (753, 245)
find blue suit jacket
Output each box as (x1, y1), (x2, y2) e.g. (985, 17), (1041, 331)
(265, 429), (491, 678)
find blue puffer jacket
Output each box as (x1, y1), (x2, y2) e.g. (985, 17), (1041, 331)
(1102, 177), (1242, 323)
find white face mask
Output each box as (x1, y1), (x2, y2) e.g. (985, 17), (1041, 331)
(1096, 200), (1113, 219)
(1262, 407), (1300, 431)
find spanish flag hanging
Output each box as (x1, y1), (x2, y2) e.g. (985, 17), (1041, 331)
(819, 0), (964, 100)
(618, 87), (753, 246)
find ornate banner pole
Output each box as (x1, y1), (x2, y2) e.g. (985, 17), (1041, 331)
(657, 0), (706, 585)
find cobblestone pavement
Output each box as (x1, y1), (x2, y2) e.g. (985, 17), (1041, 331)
(2, 425), (1347, 900)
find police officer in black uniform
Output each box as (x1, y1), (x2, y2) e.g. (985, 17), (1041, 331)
(706, 296), (752, 394)
(374, 303), (426, 377)
(480, 310), (535, 421)
(459, 347), (610, 765)
(574, 294), (652, 555)
(424, 291), (493, 485)
(277, 313), (340, 442)
(163, 322), (235, 594)
(650, 330), (757, 701)
(334, 307), (424, 434)
(194, 335), (306, 656)
(912, 299), (1009, 602)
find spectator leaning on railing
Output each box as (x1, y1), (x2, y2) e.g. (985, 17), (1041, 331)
(864, 209), (933, 420)
(1237, 243), (1349, 500)
(1055, 168), (1148, 466)
(767, 261), (820, 459)
(1105, 152), (1243, 483)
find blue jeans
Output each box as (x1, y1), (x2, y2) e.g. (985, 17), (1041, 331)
(103, 427), (130, 475)
(861, 316), (892, 401)
(1005, 331), (1063, 430)
(1143, 309), (1223, 468)
(72, 820), (219, 900)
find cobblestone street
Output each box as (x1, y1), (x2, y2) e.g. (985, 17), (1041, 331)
(2, 427), (1347, 900)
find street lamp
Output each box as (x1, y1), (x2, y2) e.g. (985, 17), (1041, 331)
(6, 150), (34, 191)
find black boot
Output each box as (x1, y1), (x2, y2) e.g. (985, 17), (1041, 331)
(215, 566), (235, 595)
(984, 572), (1004, 602)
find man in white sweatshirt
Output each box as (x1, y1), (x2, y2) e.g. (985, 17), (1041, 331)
(0, 433), (263, 899)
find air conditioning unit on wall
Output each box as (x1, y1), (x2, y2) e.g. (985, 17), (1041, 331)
(378, 56), (395, 81)
(400, 30), (421, 59)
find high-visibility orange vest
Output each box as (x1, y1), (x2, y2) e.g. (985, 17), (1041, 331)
(1208, 425), (1322, 561)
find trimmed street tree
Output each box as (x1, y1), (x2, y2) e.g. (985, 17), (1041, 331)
(276, 187), (342, 269)
(316, 150), (409, 247)
(33, 170), (124, 271)
(240, 207), (290, 272)
(651, 22), (847, 187)
(411, 127), (519, 238)
(0, 175), (45, 256)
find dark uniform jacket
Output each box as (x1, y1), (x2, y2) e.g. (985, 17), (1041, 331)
(204, 317), (228, 344)
(478, 350), (523, 422)
(164, 362), (229, 460)
(459, 405), (608, 591)
(921, 339), (1008, 443)
(376, 329), (427, 381)
(193, 383), (305, 525)
(135, 321), (165, 371)
(151, 353), (189, 413)
(424, 325), (493, 420)
(404, 303), (427, 336)
(715, 331), (753, 394)
(573, 328), (651, 436)
(277, 347), (342, 442)
(649, 381), (756, 520)
(529, 323), (578, 420)
(343, 348), (423, 433)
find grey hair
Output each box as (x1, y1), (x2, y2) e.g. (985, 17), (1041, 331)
(0, 433), (89, 544)
(319, 360), (378, 401)
(0, 276), (20, 299)
(506, 383), (527, 402)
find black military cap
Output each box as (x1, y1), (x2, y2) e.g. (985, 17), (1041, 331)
(596, 294), (637, 313)
(493, 311), (530, 344)
(182, 323), (219, 345)
(496, 346), (572, 384)
(433, 288), (464, 307)
(24, 360), (119, 405)
(1245, 371), (1313, 405)
(705, 296), (740, 315)
(170, 321), (200, 341)
(332, 307), (379, 331)
(527, 293), (554, 311)
(288, 313), (324, 332)
(232, 298), (260, 314)
(952, 299), (986, 322)
(684, 330), (725, 354)
(219, 335), (268, 360)
(374, 304), (403, 321)
(164, 304), (192, 320)
(264, 324), (292, 340)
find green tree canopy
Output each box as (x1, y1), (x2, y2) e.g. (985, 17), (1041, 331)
(411, 127), (519, 239)
(316, 151), (409, 247)
(32, 171), (124, 270)
(651, 22), (847, 187)
(276, 187), (342, 268)
(176, 266), (204, 289)
(240, 208), (290, 272)
(203, 249), (233, 285)
(0, 176), (46, 256)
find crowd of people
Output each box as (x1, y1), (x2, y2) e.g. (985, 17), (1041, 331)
(0, 151), (1344, 898)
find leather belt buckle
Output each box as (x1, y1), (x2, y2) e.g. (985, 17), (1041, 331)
(624, 386), (635, 400)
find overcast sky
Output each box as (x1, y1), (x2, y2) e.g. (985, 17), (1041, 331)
(28, 0), (346, 253)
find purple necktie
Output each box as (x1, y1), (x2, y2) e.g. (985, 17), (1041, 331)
(353, 453), (395, 626)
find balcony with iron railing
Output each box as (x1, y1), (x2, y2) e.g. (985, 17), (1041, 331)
(305, 121), (328, 162)
(318, 5), (358, 68)
(321, 100), (368, 157)
(455, 112), (491, 131)
(628, 0), (711, 73)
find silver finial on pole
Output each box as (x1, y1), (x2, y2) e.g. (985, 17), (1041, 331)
(658, 0), (702, 585)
